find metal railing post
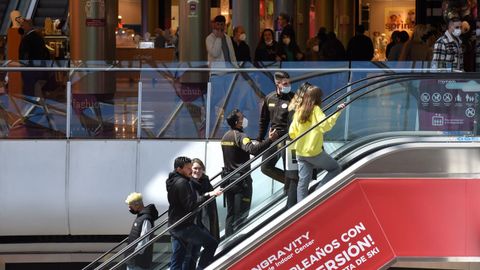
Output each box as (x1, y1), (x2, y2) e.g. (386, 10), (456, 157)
(66, 81), (71, 139)
(206, 82), (212, 140)
(137, 81), (143, 139)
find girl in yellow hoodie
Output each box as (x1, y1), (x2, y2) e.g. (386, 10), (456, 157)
(288, 85), (345, 203)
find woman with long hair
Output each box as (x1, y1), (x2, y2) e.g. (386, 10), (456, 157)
(284, 82), (311, 208)
(183, 158), (219, 270)
(288, 85), (345, 203)
(254, 28), (282, 63)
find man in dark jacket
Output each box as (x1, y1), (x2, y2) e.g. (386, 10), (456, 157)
(18, 18), (51, 96)
(231, 25), (251, 62)
(221, 109), (278, 236)
(258, 71), (294, 185)
(125, 192), (159, 270)
(346, 24), (374, 61)
(167, 156), (222, 270)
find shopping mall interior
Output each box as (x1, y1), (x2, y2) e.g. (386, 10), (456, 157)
(1, 0), (480, 270)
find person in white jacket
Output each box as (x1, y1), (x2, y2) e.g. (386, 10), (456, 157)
(205, 15), (237, 70)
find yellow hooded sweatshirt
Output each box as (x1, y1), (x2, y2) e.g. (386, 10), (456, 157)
(288, 105), (341, 157)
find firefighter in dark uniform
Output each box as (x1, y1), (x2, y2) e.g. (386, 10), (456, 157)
(221, 109), (278, 236)
(258, 71), (295, 185)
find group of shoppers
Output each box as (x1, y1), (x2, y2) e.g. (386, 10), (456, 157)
(125, 157), (222, 270)
(205, 11), (479, 73)
(206, 13), (304, 68)
(124, 71), (346, 269)
(122, 13), (477, 270)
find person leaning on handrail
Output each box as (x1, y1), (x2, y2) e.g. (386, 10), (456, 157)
(221, 109), (278, 236)
(182, 158), (220, 270)
(288, 85), (345, 203)
(166, 156), (223, 270)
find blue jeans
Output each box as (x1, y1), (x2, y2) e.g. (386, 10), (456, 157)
(183, 243), (201, 270)
(126, 265), (147, 270)
(170, 225), (218, 270)
(297, 151), (341, 203)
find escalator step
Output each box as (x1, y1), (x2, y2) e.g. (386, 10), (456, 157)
(37, 0), (67, 8)
(35, 8), (67, 17)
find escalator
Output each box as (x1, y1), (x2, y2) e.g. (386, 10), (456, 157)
(215, 138), (480, 269)
(0, 0), (12, 35)
(0, 0), (9, 24)
(31, 0), (68, 28)
(0, 0), (68, 34)
(85, 71), (480, 270)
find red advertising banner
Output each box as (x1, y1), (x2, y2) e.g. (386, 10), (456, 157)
(230, 182), (395, 270)
(229, 179), (480, 269)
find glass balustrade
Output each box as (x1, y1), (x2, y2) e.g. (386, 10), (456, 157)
(79, 63), (480, 270)
(1, 61), (462, 140)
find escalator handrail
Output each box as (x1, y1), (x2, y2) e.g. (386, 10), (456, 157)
(209, 136), (476, 269)
(97, 91), (356, 270)
(81, 170), (222, 270)
(322, 65), (451, 105)
(94, 71), (479, 270)
(95, 70), (396, 270)
(92, 86), (354, 269)
(212, 133), (446, 264)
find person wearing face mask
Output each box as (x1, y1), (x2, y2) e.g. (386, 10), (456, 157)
(432, 17), (464, 70)
(125, 192), (159, 270)
(306, 27), (328, 61)
(221, 109), (278, 236)
(278, 30), (304, 61)
(231, 25), (251, 62)
(258, 71), (294, 186)
(278, 13), (296, 47)
(254, 28), (283, 64)
(205, 15), (237, 70)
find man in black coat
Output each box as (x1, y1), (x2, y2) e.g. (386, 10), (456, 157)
(231, 25), (251, 62)
(221, 109), (278, 236)
(18, 19), (50, 96)
(346, 24), (374, 61)
(258, 71), (294, 185)
(166, 156), (222, 270)
(125, 192), (159, 270)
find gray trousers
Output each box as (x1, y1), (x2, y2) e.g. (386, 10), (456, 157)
(297, 151), (341, 202)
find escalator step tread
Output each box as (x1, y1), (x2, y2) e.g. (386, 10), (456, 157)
(37, 0), (67, 8)
(35, 8), (67, 16)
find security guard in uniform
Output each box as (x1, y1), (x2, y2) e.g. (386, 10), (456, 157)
(258, 71), (295, 185)
(221, 109), (278, 236)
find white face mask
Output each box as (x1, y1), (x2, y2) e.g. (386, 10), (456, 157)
(265, 40), (273, 45)
(476, 29), (480, 36)
(452, 28), (462, 37)
(280, 85), (291, 94)
(242, 117), (248, 129)
(239, 33), (247, 41)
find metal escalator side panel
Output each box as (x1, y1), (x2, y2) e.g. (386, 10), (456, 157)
(210, 142), (480, 269)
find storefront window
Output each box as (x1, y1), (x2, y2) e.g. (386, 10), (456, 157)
(360, 0), (415, 61)
(259, 0), (275, 31)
